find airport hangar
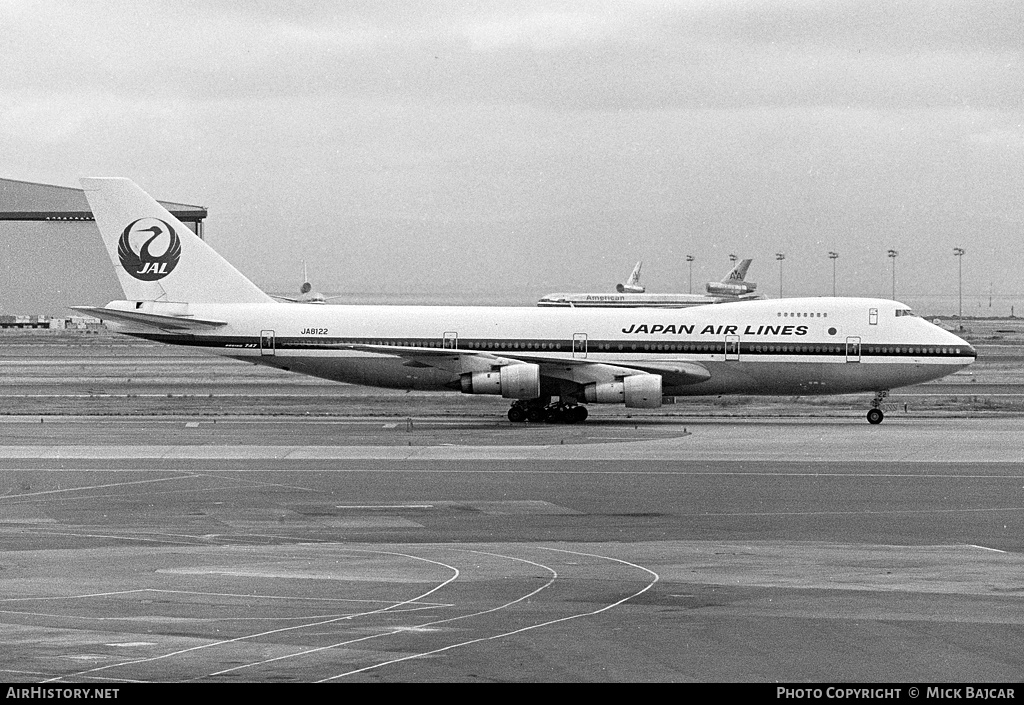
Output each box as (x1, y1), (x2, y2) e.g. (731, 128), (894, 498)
(0, 177), (207, 315)
(0, 176), (207, 234)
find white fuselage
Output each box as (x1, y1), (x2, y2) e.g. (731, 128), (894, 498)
(537, 292), (743, 308)
(113, 296), (975, 398)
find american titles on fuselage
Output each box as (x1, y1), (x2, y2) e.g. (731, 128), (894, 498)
(621, 323), (810, 336)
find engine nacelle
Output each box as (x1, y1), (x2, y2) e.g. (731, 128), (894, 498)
(460, 364), (541, 399)
(583, 374), (663, 408)
(616, 283), (646, 293)
(706, 280), (757, 296)
(583, 381), (624, 404)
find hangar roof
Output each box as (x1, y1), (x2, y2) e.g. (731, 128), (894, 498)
(0, 177), (207, 224)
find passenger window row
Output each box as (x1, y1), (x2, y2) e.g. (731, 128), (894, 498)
(282, 338), (962, 356)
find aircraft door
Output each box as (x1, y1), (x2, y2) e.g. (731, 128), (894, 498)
(443, 331), (458, 349)
(573, 333), (588, 359)
(260, 330), (275, 357)
(725, 335), (740, 361)
(846, 336), (861, 362)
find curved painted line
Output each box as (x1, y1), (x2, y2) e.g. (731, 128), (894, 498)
(318, 546), (659, 681)
(46, 549), (460, 684)
(208, 547), (559, 678)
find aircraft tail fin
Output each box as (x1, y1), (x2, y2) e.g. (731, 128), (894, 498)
(80, 177), (273, 304)
(722, 259), (752, 282)
(627, 260), (643, 286)
(615, 261), (645, 293)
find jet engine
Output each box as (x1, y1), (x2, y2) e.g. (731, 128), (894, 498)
(705, 280), (757, 296)
(460, 364), (541, 399)
(583, 374), (663, 408)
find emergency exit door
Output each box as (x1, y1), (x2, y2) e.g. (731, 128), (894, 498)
(846, 336), (861, 362)
(260, 330), (275, 356)
(725, 335), (740, 361)
(573, 333), (588, 359)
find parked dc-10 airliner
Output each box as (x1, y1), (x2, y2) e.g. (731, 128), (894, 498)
(75, 178), (975, 425)
(538, 258), (763, 308)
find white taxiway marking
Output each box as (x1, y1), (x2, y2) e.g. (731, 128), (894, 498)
(215, 548), (559, 679)
(0, 589), (151, 603)
(335, 504), (434, 510)
(0, 474), (200, 501)
(0, 586), (449, 610)
(318, 546), (658, 682)
(967, 544), (1008, 553)
(50, 550), (461, 684)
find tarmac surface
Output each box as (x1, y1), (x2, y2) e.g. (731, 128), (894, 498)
(0, 414), (1022, 683)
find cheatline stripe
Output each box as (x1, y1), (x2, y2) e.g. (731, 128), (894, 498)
(128, 333), (976, 360)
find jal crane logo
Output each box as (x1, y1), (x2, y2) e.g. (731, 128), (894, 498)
(118, 218), (181, 281)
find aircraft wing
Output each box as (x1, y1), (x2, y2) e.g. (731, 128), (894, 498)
(334, 343), (517, 375)
(335, 343), (710, 386)
(70, 306), (228, 331)
(599, 359), (711, 386)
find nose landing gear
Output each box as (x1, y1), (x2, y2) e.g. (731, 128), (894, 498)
(866, 390), (889, 424)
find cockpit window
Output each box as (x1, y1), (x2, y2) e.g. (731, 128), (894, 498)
(895, 309), (917, 317)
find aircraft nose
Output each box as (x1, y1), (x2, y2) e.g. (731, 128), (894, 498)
(945, 330), (976, 361)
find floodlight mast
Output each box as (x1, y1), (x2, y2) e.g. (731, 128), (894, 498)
(953, 247), (965, 330)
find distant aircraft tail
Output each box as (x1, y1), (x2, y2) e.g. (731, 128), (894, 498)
(80, 177), (273, 304)
(723, 259), (752, 282)
(705, 258), (758, 297)
(616, 261), (645, 293)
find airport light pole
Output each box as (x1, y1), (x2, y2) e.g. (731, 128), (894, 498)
(828, 251), (839, 297)
(729, 253), (737, 264)
(887, 249), (898, 300)
(953, 247), (965, 330)
(775, 253), (785, 298)
(686, 255), (695, 294)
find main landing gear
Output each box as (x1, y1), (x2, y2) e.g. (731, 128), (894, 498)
(508, 400), (588, 424)
(866, 390), (889, 424)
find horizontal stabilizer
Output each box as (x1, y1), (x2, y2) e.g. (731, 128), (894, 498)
(70, 306), (227, 331)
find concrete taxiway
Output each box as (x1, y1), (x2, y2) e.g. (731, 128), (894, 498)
(0, 415), (1022, 682)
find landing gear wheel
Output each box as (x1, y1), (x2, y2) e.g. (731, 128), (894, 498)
(507, 406), (526, 423)
(545, 406), (565, 424)
(866, 408), (884, 425)
(526, 407), (547, 423)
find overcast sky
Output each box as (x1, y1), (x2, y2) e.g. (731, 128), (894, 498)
(2, 1), (1022, 315)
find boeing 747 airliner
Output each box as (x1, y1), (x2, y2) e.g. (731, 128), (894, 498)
(75, 178), (975, 425)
